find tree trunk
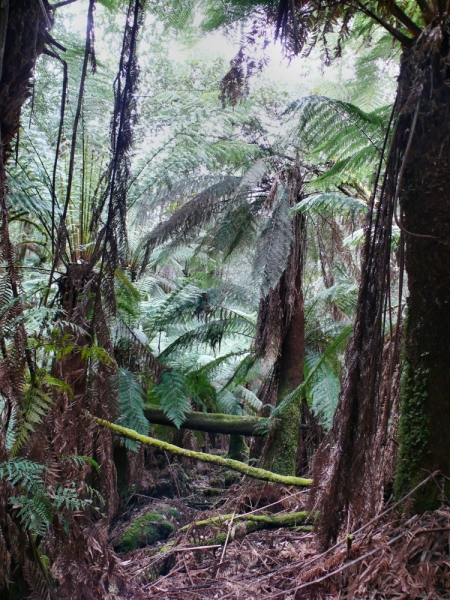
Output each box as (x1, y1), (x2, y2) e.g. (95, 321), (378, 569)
(264, 275), (305, 475)
(395, 30), (450, 509)
(261, 209), (306, 476)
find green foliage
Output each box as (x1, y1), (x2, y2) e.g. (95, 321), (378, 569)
(304, 351), (340, 427)
(292, 192), (367, 219)
(115, 510), (176, 552)
(117, 368), (149, 451)
(253, 191), (293, 297)
(149, 370), (191, 428)
(0, 458), (102, 538)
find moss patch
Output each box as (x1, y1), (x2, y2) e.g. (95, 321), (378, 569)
(395, 354), (431, 505)
(115, 510), (176, 553)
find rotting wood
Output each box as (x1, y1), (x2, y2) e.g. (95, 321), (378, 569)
(179, 511), (310, 533)
(91, 416), (312, 487)
(144, 404), (267, 436)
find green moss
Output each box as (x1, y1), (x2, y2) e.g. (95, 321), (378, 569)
(164, 507), (180, 519)
(264, 401), (301, 476)
(224, 470), (242, 487)
(395, 355), (431, 504)
(209, 475), (225, 488)
(115, 511), (175, 553)
(214, 532), (227, 545)
(93, 416), (312, 487)
(227, 434), (249, 461)
(202, 487), (222, 496)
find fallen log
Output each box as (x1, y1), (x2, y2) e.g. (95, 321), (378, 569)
(179, 511), (310, 533)
(144, 404), (267, 436)
(92, 416), (312, 487)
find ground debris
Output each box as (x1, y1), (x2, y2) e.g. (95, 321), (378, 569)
(119, 491), (450, 598)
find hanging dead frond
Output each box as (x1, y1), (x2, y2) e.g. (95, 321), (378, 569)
(310, 101), (402, 546)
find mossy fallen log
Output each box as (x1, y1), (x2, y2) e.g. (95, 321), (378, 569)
(179, 511), (310, 533)
(92, 416), (312, 487)
(144, 404), (267, 436)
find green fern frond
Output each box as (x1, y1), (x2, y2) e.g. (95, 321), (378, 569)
(117, 368), (149, 451)
(138, 177), (242, 270)
(216, 389), (241, 415)
(292, 192), (367, 219)
(233, 385), (262, 413)
(149, 370), (191, 428)
(0, 458), (45, 486)
(12, 493), (52, 537)
(159, 317), (255, 357)
(253, 193), (292, 297)
(304, 351), (340, 428)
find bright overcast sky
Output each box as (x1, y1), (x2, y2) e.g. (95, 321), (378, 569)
(60, 0), (357, 100)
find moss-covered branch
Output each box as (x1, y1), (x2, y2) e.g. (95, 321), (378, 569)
(92, 416), (312, 487)
(179, 511), (310, 533)
(144, 404), (267, 436)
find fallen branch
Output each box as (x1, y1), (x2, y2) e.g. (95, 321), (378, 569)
(144, 404), (267, 436)
(92, 416), (312, 487)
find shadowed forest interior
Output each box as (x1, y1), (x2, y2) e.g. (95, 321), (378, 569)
(0, 0), (450, 597)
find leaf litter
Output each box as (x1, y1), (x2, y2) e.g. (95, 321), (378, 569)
(113, 468), (450, 599)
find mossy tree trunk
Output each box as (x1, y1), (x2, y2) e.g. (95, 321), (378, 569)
(394, 30), (450, 509)
(264, 275), (305, 475)
(227, 434), (249, 461)
(256, 182), (306, 477)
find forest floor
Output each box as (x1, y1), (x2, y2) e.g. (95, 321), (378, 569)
(110, 453), (450, 599)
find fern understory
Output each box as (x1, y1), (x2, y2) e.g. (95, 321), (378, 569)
(0, 0), (406, 597)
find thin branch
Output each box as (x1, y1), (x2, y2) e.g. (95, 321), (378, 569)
(43, 0), (95, 306)
(354, 0), (414, 46)
(387, 0), (422, 37)
(50, 0), (79, 8)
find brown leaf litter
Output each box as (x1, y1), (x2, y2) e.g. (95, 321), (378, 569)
(115, 476), (450, 599)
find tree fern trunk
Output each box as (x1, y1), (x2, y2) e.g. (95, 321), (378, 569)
(264, 275), (305, 475)
(395, 30), (450, 509)
(262, 210), (306, 476)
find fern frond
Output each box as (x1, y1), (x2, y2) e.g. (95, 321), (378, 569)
(304, 351), (340, 428)
(233, 385), (262, 413)
(149, 370), (191, 428)
(117, 368), (149, 451)
(0, 458), (45, 487)
(252, 193), (292, 297)
(292, 192), (367, 219)
(159, 317), (255, 357)
(138, 177), (242, 271)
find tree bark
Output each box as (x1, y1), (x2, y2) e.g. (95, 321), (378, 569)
(394, 28), (450, 510)
(263, 210), (306, 476)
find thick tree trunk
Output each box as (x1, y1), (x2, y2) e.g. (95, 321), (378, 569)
(395, 30), (450, 509)
(262, 210), (306, 476)
(264, 277), (305, 475)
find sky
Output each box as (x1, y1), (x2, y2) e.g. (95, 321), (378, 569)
(59, 0), (357, 99)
